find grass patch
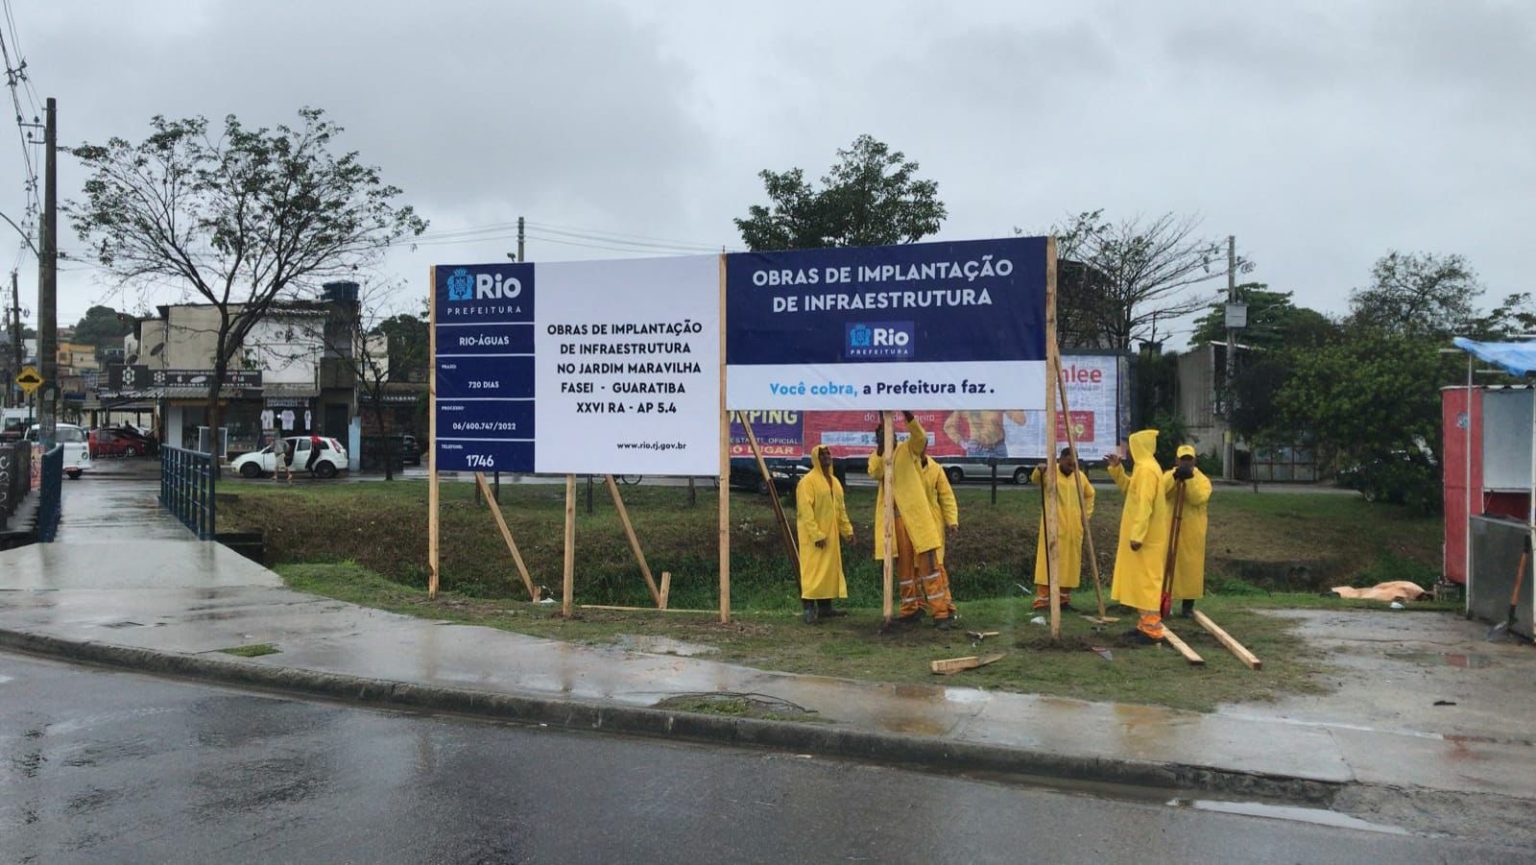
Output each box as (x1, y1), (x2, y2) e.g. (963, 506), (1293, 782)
(227, 477), (1444, 610)
(217, 643), (279, 657)
(272, 560), (1394, 713)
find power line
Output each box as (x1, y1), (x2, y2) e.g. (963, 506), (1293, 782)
(409, 216), (739, 254)
(0, 6), (39, 226)
(524, 219), (736, 251)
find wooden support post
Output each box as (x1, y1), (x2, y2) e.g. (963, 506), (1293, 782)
(605, 474), (662, 606)
(562, 474), (575, 617)
(658, 570), (672, 610)
(428, 266), (440, 601)
(476, 472), (538, 601)
(1193, 610), (1263, 670)
(1057, 369), (1114, 623)
(1162, 625), (1206, 666)
(881, 411), (896, 625)
(741, 412), (799, 575)
(718, 254), (731, 624)
(1044, 236), (1062, 640)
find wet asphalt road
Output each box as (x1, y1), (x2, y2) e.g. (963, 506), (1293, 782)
(1, 651), (1527, 865)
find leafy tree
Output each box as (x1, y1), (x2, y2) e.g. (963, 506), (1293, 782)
(1190, 285), (1337, 350)
(735, 135), (946, 250)
(1272, 331), (1447, 512)
(1468, 292), (1536, 340)
(70, 108), (426, 440)
(375, 312), (428, 382)
(1346, 251), (1480, 338)
(70, 305), (133, 349)
(1049, 210), (1247, 351)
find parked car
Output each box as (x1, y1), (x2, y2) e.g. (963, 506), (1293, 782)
(361, 434), (421, 470)
(231, 435), (349, 479)
(937, 459), (1035, 485)
(24, 423), (92, 479)
(727, 458), (805, 494)
(89, 426), (159, 458)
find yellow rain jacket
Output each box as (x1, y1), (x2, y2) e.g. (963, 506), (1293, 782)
(868, 418), (943, 559)
(1107, 430), (1172, 611)
(921, 458), (959, 565)
(795, 445), (854, 600)
(1163, 465), (1212, 600)
(1031, 465), (1096, 589)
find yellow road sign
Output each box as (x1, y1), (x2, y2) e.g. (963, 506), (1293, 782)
(15, 365), (42, 395)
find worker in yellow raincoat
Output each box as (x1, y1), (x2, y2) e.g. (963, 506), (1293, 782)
(921, 455), (960, 620)
(795, 444), (855, 624)
(1030, 447), (1096, 611)
(1106, 429), (1173, 643)
(868, 412), (951, 628)
(1164, 444), (1213, 618)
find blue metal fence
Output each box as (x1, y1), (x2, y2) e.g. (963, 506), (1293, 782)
(36, 444), (62, 542)
(160, 446), (216, 540)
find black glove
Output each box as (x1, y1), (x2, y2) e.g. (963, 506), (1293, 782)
(1174, 464), (1195, 481)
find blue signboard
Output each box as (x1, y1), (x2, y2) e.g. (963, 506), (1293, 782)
(724, 237), (1048, 410)
(433, 263), (536, 472)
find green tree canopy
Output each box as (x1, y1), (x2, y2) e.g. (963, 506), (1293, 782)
(70, 305), (133, 349)
(373, 312), (428, 382)
(734, 135), (946, 250)
(1190, 285), (1337, 350)
(1346, 251), (1480, 338)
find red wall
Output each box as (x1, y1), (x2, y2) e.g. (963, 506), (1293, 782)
(1442, 387), (1483, 584)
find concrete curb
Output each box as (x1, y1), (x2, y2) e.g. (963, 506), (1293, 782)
(0, 627), (1342, 806)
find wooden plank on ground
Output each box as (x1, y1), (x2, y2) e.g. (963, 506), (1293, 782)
(578, 604), (713, 614)
(1161, 625), (1205, 666)
(930, 653), (1005, 675)
(1193, 610), (1263, 670)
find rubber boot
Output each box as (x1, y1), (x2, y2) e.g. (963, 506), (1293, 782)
(817, 599), (847, 618)
(802, 600), (818, 625)
(1180, 599), (1195, 619)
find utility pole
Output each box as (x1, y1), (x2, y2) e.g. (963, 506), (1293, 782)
(36, 96), (57, 446)
(1223, 234), (1237, 482)
(8, 269), (20, 408)
(516, 216), (525, 263)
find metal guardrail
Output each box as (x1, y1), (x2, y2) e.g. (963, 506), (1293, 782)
(36, 444), (62, 542)
(0, 441), (33, 530)
(160, 445), (216, 540)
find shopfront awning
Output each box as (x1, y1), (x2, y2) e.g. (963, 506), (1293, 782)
(1454, 337), (1536, 377)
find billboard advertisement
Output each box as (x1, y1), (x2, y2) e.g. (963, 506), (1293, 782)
(724, 237), (1047, 411)
(788, 356), (1121, 462)
(729, 411), (804, 458)
(433, 256), (721, 475)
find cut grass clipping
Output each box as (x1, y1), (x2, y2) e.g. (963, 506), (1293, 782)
(218, 643), (280, 658)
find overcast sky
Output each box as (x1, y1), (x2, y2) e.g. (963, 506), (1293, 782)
(5, 0), (1532, 346)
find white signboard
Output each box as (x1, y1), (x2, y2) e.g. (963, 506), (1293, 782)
(531, 256), (720, 474)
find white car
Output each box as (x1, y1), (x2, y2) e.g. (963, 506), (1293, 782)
(24, 423), (93, 479)
(232, 435), (349, 479)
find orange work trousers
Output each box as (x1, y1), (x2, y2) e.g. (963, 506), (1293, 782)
(894, 514), (952, 620)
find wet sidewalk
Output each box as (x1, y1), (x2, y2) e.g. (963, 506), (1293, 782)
(3, 464), (1535, 840)
(3, 536), (1535, 799)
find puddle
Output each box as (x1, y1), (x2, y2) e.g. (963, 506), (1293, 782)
(612, 634), (718, 657)
(1386, 651), (1494, 669)
(1171, 798), (1411, 835)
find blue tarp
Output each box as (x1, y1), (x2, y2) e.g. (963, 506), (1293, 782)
(1453, 338), (1536, 377)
